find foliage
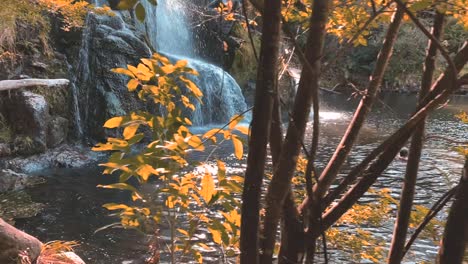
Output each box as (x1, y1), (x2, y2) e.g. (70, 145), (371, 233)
(36, 241), (80, 264)
(93, 53), (249, 262)
(0, 0), (92, 58)
(113, 0), (158, 23)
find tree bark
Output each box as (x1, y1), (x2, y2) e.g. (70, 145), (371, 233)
(437, 158), (468, 264)
(0, 217), (43, 263)
(0, 79), (69, 91)
(240, 0), (283, 262)
(388, 12), (445, 264)
(260, 0), (331, 262)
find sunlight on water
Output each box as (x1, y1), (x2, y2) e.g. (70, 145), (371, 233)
(318, 111), (347, 121)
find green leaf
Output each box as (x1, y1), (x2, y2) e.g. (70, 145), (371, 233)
(135, 3), (146, 22)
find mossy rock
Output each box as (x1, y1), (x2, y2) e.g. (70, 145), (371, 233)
(229, 22), (261, 88)
(0, 191), (44, 225)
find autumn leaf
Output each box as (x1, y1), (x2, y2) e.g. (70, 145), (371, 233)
(104, 116), (124, 128)
(199, 170), (216, 204)
(231, 135), (243, 159)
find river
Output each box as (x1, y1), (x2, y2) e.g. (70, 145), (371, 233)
(15, 93), (468, 263)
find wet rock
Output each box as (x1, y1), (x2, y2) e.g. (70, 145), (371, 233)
(0, 218), (43, 263)
(0, 169), (44, 193)
(0, 191), (44, 224)
(0, 143), (11, 157)
(4, 91), (49, 155)
(74, 13), (151, 140)
(1, 145), (104, 173)
(47, 116), (69, 148)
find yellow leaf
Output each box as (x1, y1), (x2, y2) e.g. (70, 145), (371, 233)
(228, 114), (243, 129)
(136, 164), (159, 181)
(123, 124), (139, 139)
(103, 203), (130, 211)
(208, 227), (222, 244)
(180, 76), (203, 98)
(177, 228), (190, 236)
(112, 68), (135, 78)
(235, 125), (249, 135)
(203, 129), (219, 143)
(127, 79), (139, 91)
(199, 170), (216, 204)
(175, 60), (188, 68)
(187, 135), (205, 151)
(232, 135), (243, 159)
(104, 116), (124, 128)
(160, 64), (176, 74)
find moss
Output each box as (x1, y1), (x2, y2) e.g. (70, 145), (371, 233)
(229, 23), (261, 88)
(0, 113), (13, 144)
(0, 191), (44, 225)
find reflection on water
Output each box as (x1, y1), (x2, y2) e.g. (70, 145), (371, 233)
(16, 93), (468, 263)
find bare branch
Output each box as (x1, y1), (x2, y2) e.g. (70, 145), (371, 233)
(0, 79), (69, 92)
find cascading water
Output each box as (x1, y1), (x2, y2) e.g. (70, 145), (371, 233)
(141, 0), (249, 125)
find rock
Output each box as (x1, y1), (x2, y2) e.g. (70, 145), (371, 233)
(0, 218), (43, 263)
(47, 116), (69, 148)
(0, 143), (11, 157)
(0, 145), (104, 173)
(4, 91), (49, 155)
(0, 191), (44, 224)
(0, 169), (43, 193)
(38, 251), (86, 264)
(74, 13), (151, 140)
(31, 61), (48, 70)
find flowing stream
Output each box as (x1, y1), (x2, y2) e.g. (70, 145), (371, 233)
(15, 93), (468, 263)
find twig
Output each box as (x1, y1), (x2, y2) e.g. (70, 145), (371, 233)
(394, 0), (458, 86)
(241, 0), (259, 62)
(402, 186), (457, 257)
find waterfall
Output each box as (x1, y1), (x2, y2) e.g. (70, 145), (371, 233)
(142, 0), (249, 125)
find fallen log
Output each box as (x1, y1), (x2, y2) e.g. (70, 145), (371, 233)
(0, 79), (69, 92)
(0, 217), (42, 263)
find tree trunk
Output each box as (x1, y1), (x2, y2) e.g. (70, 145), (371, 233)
(437, 158), (468, 264)
(0, 217), (43, 263)
(240, 0), (283, 262)
(0, 79), (69, 91)
(388, 12), (445, 263)
(260, 0), (331, 262)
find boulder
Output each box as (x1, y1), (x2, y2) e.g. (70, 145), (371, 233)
(74, 13), (151, 140)
(0, 143), (11, 157)
(4, 91), (49, 155)
(47, 116), (69, 148)
(0, 145), (103, 173)
(0, 217), (43, 264)
(0, 169), (43, 193)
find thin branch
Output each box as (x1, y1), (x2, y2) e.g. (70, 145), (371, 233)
(241, 0), (259, 62)
(402, 186), (457, 257)
(394, 0), (458, 86)
(0, 79), (69, 91)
